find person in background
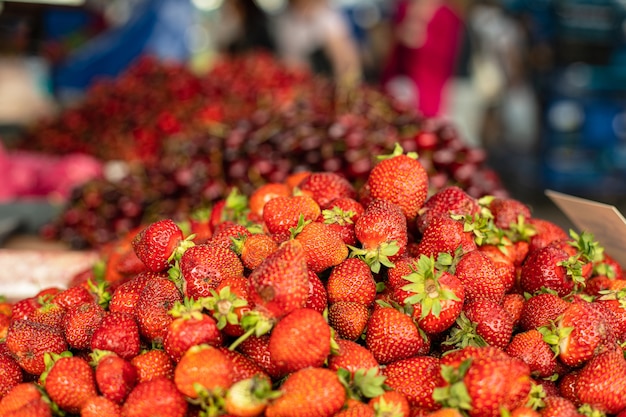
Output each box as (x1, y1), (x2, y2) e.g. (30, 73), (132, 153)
(271, 0), (363, 85)
(381, 0), (465, 117)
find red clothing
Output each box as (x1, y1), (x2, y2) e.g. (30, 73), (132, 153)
(382, 1), (464, 117)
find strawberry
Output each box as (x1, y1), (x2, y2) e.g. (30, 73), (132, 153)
(298, 171), (357, 208)
(224, 375), (280, 417)
(265, 367), (346, 417)
(526, 218), (568, 254)
(232, 233), (279, 271)
(0, 382), (51, 416)
(575, 348), (626, 414)
(368, 390), (411, 417)
(292, 219), (349, 273)
(485, 196), (532, 230)
(454, 249), (506, 303)
(383, 355), (443, 411)
(540, 299), (611, 368)
(131, 218), (193, 272)
(174, 243), (244, 298)
(518, 291), (570, 331)
(205, 278), (251, 337)
(92, 350), (138, 404)
(539, 395), (581, 417)
(304, 269), (328, 313)
(247, 239), (309, 319)
(443, 301), (513, 350)
(235, 334), (283, 381)
(135, 276), (183, 343)
(595, 287), (626, 342)
(334, 398), (375, 417)
(365, 304), (426, 364)
(435, 346), (532, 417)
(327, 339), (379, 376)
(351, 198), (408, 273)
(209, 221), (254, 249)
(10, 297), (39, 321)
(163, 299), (223, 362)
(28, 296), (66, 331)
(121, 376), (188, 417)
(505, 329), (557, 378)
(326, 257), (377, 306)
(108, 271), (163, 316)
(366, 143), (428, 221)
(502, 293), (526, 328)
(416, 216), (477, 259)
(5, 320), (67, 375)
(322, 197), (364, 246)
(478, 244), (517, 293)
(90, 312), (141, 361)
(262, 194), (321, 240)
(400, 254), (465, 335)
(268, 307), (331, 374)
(174, 344), (234, 399)
(42, 355), (98, 414)
(62, 301), (106, 350)
(328, 301), (370, 341)
(0, 353), (22, 399)
(130, 348), (174, 383)
(217, 347), (271, 383)
(80, 395), (123, 417)
(52, 285), (95, 310)
(416, 185), (480, 233)
(249, 182), (291, 218)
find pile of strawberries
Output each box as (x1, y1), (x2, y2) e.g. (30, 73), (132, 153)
(1, 144), (626, 417)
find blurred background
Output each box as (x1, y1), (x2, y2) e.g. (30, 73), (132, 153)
(1, 0), (626, 246)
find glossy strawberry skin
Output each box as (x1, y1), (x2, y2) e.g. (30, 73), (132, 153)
(5, 320), (68, 376)
(505, 329), (557, 378)
(295, 221), (348, 273)
(365, 306), (425, 365)
(163, 313), (223, 363)
(0, 353), (23, 398)
(383, 355), (443, 411)
(95, 354), (138, 405)
(268, 308), (331, 374)
(62, 301), (106, 350)
(326, 257), (377, 306)
(247, 239), (309, 319)
(90, 312), (141, 361)
(327, 301), (370, 341)
(122, 377), (188, 417)
(132, 219), (185, 272)
(298, 171), (357, 208)
(44, 356), (98, 414)
(574, 348), (626, 414)
(179, 243), (244, 298)
(173, 344), (234, 399)
(416, 185), (480, 233)
(135, 276), (183, 343)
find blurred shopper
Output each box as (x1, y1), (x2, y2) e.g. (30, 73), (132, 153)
(271, 0), (362, 85)
(381, 0), (465, 117)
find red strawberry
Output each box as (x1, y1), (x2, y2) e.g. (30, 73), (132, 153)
(478, 244), (517, 293)
(304, 269), (328, 313)
(43, 355), (98, 414)
(539, 395), (581, 417)
(366, 143), (429, 221)
(247, 239), (309, 319)
(365, 304), (426, 364)
(0, 353), (22, 399)
(217, 347), (270, 383)
(502, 292), (526, 328)
(505, 329), (558, 378)
(455, 249), (506, 303)
(233, 233), (278, 271)
(416, 216), (477, 259)
(131, 219), (193, 272)
(108, 271), (162, 316)
(575, 348), (626, 414)
(249, 182), (291, 218)
(384, 355), (443, 411)
(235, 334), (283, 381)
(173, 344), (234, 399)
(265, 367), (346, 417)
(416, 185), (480, 233)
(527, 218), (568, 254)
(400, 254), (465, 335)
(135, 276), (183, 343)
(5, 320), (67, 375)
(90, 312), (141, 361)
(352, 198), (408, 273)
(163, 299), (223, 362)
(322, 197), (364, 246)
(334, 398), (375, 417)
(62, 301), (106, 350)
(130, 349), (174, 383)
(122, 376), (188, 417)
(293, 220), (349, 273)
(0, 382), (51, 416)
(262, 195), (321, 240)
(518, 291), (570, 331)
(80, 395), (122, 417)
(327, 339), (379, 376)
(52, 285), (95, 310)
(176, 243), (244, 298)
(298, 171), (357, 208)
(541, 299), (612, 368)
(10, 297), (39, 321)
(209, 221), (253, 249)
(486, 196), (532, 230)
(326, 257), (377, 306)
(28, 297), (66, 331)
(446, 300), (513, 349)
(368, 390), (411, 417)
(328, 301), (370, 341)
(92, 351), (137, 405)
(268, 307), (331, 374)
